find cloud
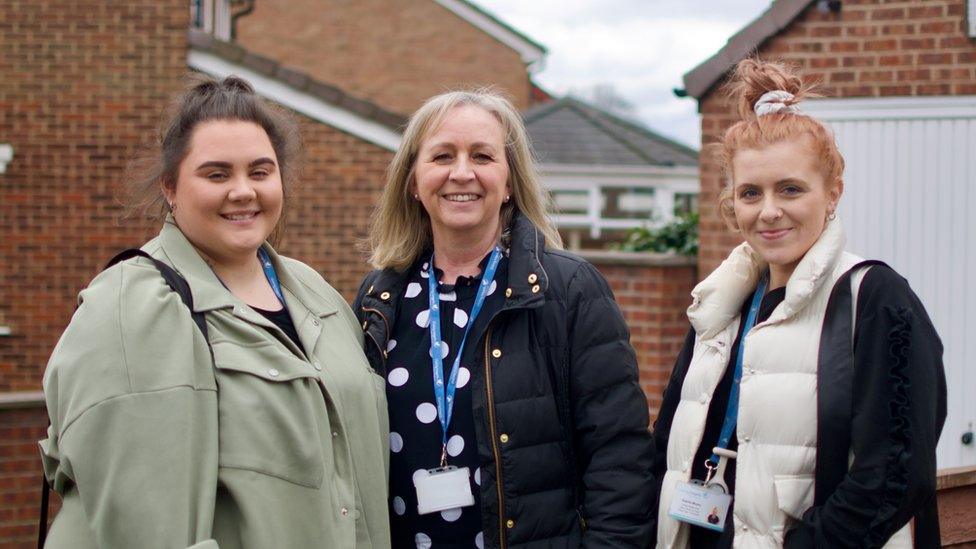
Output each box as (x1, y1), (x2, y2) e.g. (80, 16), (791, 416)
(475, 0), (773, 147)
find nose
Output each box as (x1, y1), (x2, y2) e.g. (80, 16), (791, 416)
(758, 195), (783, 223)
(227, 173), (257, 202)
(449, 155), (475, 182)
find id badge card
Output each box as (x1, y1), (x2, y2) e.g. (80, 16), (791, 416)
(414, 466), (475, 515)
(668, 479), (732, 532)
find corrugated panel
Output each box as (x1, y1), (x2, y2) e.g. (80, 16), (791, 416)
(806, 98), (976, 468)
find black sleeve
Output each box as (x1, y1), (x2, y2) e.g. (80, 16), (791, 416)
(351, 271), (377, 323)
(566, 262), (656, 548)
(647, 327), (696, 531)
(784, 266), (947, 549)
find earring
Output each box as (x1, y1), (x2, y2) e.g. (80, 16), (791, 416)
(827, 211), (836, 221)
(414, 194), (419, 200)
(169, 202), (177, 211)
(504, 195), (510, 203)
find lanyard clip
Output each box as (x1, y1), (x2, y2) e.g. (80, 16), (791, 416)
(704, 447), (737, 494)
(439, 444), (448, 468)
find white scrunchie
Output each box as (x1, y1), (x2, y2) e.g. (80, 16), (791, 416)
(754, 90), (801, 117)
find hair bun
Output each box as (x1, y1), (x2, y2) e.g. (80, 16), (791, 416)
(221, 75), (256, 94)
(727, 58), (813, 120)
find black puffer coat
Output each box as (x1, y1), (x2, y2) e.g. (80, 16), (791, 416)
(353, 213), (655, 548)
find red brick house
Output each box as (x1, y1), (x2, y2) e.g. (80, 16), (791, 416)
(681, 0), (976, 544)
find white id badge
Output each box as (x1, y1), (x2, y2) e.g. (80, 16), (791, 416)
(668, 480), (732, 532)
(414, 466), (475, 515)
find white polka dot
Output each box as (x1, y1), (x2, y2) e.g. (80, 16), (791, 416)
(389, 432), (403, 453)
(456, 367), (471, 388)
(405, 282), (422, 298)
(475, 531), (484, 549)
(474, 467), (481, 485)
(446, 434), (465, 457)
(415, 402), (437, 424)
(428, 340), (449, 359)
(393, 496), (406, 515)
(412, 469), (430, 485)
(486, 280), (497, 295)
(439, 290), (457, 302)
(388, 367), (409, 387)
(415, 532), (432, 549)
(441, 507), (463, 522)
(387, 339), (397, 352)
(416, 309), (430, 328)
(453, 308), (468, 328)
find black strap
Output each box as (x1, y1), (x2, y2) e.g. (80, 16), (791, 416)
(38, 249), (211, 548)
(816, 260), (940, 547)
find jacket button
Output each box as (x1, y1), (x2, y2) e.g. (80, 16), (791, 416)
(383, 350), (388, 359)
(506, 519), (515, 529)
(699, 393), (708, 404)
(340, 507), (349, 517)
(313, 361), (322, 371)
(743, 436), (751, 443)
(491, 349), (502, 358)
(268, 369), (280, 377)
(362, 320), (368, 329)
(367, 285), (374, 294)
(312, 318), (320, 326)
(505, 288), (513, 298)
(499, 433), (509, 443)
(531, 284), (540, 293)
(332, 431), (338, 438)
(528, 273), (538, 283)
(380, 291), (391, 301)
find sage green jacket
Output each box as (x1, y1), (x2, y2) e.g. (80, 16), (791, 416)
(40, 219), (391, 548)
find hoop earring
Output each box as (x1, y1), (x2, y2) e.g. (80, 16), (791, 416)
(169, 202), (177, 211)
(827, 211), (836, 221)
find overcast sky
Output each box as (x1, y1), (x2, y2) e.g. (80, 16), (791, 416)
(476, 0), (774, 149)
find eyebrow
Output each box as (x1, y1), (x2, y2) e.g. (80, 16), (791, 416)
(427, 141), (498, 150)
(195, 158), (277, 170)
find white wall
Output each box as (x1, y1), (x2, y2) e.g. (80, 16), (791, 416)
(805, 96), (976, 468)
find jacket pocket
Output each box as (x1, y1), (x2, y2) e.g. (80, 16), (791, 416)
(773, 474), (815, 521)
(212, 340), (326, 488)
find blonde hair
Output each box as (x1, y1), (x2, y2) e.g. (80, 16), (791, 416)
(716, 58), (844, 230)
(367, 89), (562, 271)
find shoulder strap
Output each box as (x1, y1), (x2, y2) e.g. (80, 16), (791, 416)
(38, 248), (213, 548)
(815, 259), (887, 505)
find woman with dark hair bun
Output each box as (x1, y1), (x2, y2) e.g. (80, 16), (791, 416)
(39, 75), (391, 548)
(650, 58), (946, 549)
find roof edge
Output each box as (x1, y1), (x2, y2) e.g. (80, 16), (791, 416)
(682, 0), (815, 100)
(433, 0), (547, 66)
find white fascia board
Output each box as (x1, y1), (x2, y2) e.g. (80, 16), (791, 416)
(0, 326), (10, 336)
(970, 0), (976, 37)
(187, 50), (401, 152)
(539, 163), (699, 179)
(803, 96), (976, 121)
(433, 0), (546, 68)
(0, 143), (12, 174)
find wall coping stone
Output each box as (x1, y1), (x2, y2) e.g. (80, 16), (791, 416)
(577, 250), (698, 268)
(938, 465), (976, 491)
(0, 391), (45, 410)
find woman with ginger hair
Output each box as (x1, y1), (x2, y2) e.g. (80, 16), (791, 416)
(650, 59), (946, 548)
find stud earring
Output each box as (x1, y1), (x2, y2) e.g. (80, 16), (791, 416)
(827, 211), (836, 221)
(504, 195), (510, 203)
(414, 194), (419, 200)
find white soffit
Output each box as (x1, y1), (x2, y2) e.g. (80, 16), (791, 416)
(433, 0), (546, 67)
(803, 96), (976, 121)
(187, 50), (401, 152)
(970, 0), (976, 37)
(539, 163), (699, 178)
(0, 144), (12, 174)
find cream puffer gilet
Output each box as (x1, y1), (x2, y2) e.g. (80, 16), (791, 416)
(656, 219), (912, 548)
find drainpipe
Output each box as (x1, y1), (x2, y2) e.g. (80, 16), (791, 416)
(231, 0), (256, 40)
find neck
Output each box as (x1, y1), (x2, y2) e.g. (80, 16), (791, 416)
(767, 262), (797, 291)
(199, 248), (264, 290)
(432, 225), (501, 285)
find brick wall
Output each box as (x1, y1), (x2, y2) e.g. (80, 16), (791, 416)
(696, 0), (976, 276)
(0, 0), (189, 391)
(0, 402), (59, 549)
(234, 0), (533, 116)
(580, 252), (697, 421)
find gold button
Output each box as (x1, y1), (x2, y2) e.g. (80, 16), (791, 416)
(506, 519), (515, 529)
(531, 284), (540, 293)
(505, 288), (513, 298)
(528, 273), (537, 283)
(383, 350), (388, 359)
(491, 348), (502, 358)
(367, 285), (374, 294)
(380, 291), (391, 301)
(499, 433), (509, 443)
(362, 320), (368, 329)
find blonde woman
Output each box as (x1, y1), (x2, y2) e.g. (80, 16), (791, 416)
(354, 90), (655, 548)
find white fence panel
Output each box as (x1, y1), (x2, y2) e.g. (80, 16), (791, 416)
(805, 97), (976, 468)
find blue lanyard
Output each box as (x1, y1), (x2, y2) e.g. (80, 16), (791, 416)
(708, 274), (768, 467)
(428, 247), (502, 463)
(258, 248), (285, 305)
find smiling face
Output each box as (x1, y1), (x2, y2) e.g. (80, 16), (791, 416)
(413, 105), (510, 245)
(731, 137), (842, 287)
(163, 119), (283, 266)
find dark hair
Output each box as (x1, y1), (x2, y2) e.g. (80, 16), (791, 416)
(126, 74), (302, 233)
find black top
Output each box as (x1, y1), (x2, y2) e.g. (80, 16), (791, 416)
(252, 305), (303, 351)
(386, 252), (509, 549)
(650, 265), (947, 548)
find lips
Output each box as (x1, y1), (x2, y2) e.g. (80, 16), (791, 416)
(758, 228), (791, 240)
(442, 193), (481, 203)
(220, 211), (260, 221)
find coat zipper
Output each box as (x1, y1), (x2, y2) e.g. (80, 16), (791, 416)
(483, 324), (508, 548)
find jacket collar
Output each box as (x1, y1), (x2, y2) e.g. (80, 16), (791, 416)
(361, 210), (551, 314)
(688, 217), (847, 339)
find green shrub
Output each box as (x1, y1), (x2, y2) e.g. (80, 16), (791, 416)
(614, 212), (699, 256)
